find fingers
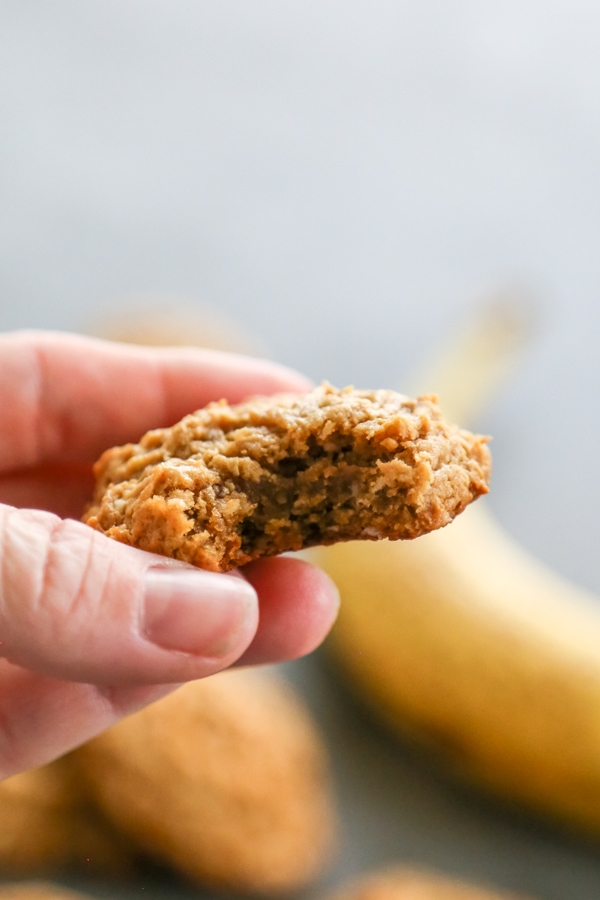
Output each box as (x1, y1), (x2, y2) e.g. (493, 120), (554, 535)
(235, 556), (340, 666)
(0, 557), (341, 781)
(0, 331), (312, 473)
(0, 505), (338, 689)
(0, 504), (260, 686)
(0, 526), (340, 781)
(0, 660), (177, 779)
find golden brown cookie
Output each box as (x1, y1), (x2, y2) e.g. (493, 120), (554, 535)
(69, 669), (337, 894)
(84, 383), (490, 572)
(328, 868), (533, 900)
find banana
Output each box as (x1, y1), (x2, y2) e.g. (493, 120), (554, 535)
(314, 299), (600, 835)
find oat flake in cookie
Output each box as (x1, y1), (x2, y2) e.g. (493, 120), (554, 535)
(83, 383), (491, 572)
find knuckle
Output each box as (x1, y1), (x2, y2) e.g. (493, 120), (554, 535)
(0, 506), (101, 664)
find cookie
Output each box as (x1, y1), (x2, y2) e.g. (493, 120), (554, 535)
(84, 383), (490, 572)
(0, 886), (93, 900)
(70, 669), (337, 893)
(0, 759), (132, 877)
(328, 868), (533, 900)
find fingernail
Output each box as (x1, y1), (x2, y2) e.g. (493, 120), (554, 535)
(142, 567), (257, 658)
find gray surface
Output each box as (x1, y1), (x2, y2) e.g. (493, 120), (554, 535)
(3, 3), (600, 897)
(286, 653), (600, 900)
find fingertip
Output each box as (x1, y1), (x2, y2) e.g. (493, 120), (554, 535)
(236, 556), (341, 666)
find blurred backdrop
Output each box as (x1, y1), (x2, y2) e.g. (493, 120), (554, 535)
(3, 3), (600, 898)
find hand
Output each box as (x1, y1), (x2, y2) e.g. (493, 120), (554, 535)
(0, 331), (339, 779)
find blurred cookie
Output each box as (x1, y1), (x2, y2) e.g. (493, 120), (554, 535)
(0, 759), (131, 877)
(0, 885), (92, 900)
(88, 300), (265, 355)
(328, 868), (533, 900)
(70, 668), (337, 893)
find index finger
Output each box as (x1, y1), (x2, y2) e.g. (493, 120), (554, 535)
(0, 331), (311, 473)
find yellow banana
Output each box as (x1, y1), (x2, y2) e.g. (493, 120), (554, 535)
(315, 299), (600, 834)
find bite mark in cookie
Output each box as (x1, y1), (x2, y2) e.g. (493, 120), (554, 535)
(83, 383), (491, 572)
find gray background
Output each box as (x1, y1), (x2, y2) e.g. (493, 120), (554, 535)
(2, 2), (600, 897)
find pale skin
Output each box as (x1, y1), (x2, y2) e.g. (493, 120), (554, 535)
(0, 331), (340, 780)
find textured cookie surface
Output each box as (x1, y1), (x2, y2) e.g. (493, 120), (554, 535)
(84, 383), (490, 572)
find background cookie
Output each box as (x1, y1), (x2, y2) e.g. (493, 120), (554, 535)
(69, 668), (337, 894)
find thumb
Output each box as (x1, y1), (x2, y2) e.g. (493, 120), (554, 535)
(0, 504), (258, 685)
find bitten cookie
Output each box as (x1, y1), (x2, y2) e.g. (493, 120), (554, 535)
(84, 383), (490, 572)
